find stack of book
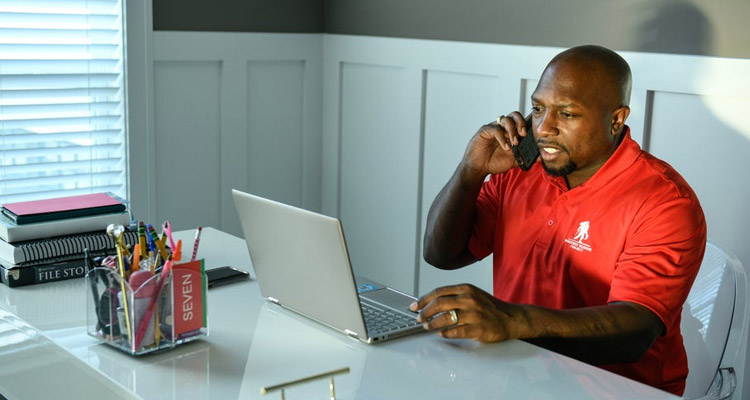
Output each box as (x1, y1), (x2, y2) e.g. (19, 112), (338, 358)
(0, 193), (137, 287)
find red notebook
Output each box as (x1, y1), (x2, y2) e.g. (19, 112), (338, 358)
(2, 193), (126, 225)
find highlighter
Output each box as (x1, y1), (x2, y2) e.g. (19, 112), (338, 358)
(129, 270), (158, 349)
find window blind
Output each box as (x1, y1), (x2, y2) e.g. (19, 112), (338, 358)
(0, 0), (127, 205)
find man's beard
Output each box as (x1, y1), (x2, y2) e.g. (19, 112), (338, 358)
(542, 159), (577, 177)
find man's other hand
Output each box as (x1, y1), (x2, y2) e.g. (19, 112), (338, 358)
(410, 284), (525, 343)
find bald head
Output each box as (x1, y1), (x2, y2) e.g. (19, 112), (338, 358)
(530, 45), (633, 186)
(545, 45), (632, 108)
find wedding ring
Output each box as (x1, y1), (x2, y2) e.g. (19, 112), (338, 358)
(495, 115), (505, 124)
(449, 309), (459, 325)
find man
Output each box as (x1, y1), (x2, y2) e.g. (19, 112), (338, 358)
(413, 45), (706, 396)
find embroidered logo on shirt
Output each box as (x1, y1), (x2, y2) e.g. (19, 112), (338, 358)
(565, 221), (592, 252)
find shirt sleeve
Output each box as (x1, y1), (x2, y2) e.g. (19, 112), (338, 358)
(608, 194), (707, 334)
(467, 174), (503, 261)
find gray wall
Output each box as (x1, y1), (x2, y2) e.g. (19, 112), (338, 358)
(152, 0), (324, 33)
(153, 0), (749, 59)
(325, 0), (750, 58)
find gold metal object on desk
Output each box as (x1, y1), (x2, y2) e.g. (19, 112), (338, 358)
(260, 366), (350, 399)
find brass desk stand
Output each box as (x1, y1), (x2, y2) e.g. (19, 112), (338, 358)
(260, 367), (350, 399)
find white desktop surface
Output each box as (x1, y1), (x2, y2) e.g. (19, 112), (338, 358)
(0, 308), (140, 400)
(0, 228), (679, 399)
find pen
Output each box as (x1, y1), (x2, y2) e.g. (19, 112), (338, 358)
(191, 226), (202, 262)
(108, 223), (131, 259)
(153, 234), (168, 344)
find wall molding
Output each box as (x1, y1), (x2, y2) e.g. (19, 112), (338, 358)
(137, 32), (750, 396)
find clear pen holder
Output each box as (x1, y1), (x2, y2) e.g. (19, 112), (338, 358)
(85, 259), (208, 355)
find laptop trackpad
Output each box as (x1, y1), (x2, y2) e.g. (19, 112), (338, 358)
(360, 288), (417, 314)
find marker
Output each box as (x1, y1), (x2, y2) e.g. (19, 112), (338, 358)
(163, 221), (176, 252)
(173, 239), (183, 262)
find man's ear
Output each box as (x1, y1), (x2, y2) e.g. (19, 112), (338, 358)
(611, 106), (630, 136)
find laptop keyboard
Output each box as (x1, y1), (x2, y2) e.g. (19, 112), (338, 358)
(361, 301), (420, 336)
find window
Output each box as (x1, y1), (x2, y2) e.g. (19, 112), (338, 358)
(0, 0), (127, 204)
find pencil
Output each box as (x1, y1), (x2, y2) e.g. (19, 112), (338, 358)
(115, 236), (133, 350)
(191, 226), (203, 262)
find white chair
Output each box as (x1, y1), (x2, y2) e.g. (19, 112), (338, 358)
(681, 240), (747, 400)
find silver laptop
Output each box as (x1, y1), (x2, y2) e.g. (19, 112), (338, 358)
(231, 189), (424, 343)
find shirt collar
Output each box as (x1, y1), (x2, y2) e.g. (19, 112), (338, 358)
(543, 126), (641, 191)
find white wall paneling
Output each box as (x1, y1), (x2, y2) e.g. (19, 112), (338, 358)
(417, 70), (507, 295)
(323, 37), (558, 297)
(148, 32), (323, 235)
(153, 61), (222, 231)
(146, 32), (750, 397)
(649, 90), (750, 276)
(322, 35), (750, 292)
(647, 90), (750, 400)
(247, 61), (306, 209)
(125, 0), (155, 224)
(322, 35), (750, 398)
(337, 62), (423, 294)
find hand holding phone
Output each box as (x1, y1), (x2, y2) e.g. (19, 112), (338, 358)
(510, 115), (539, 171)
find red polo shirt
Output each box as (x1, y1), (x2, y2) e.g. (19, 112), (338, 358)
(468, 128), (706, 395)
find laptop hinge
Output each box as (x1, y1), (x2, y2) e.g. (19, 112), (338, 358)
(267, 296), (280, 305)
(344, 329), (359, 339)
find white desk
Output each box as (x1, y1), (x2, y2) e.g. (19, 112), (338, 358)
(0, 228), (680, 399)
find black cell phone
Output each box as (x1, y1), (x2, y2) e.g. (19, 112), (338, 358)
(205, 266), (250, 288)
(511, 115), (539, 171)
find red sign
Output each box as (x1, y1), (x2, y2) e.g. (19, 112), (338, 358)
(172, 259), (206, 339)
